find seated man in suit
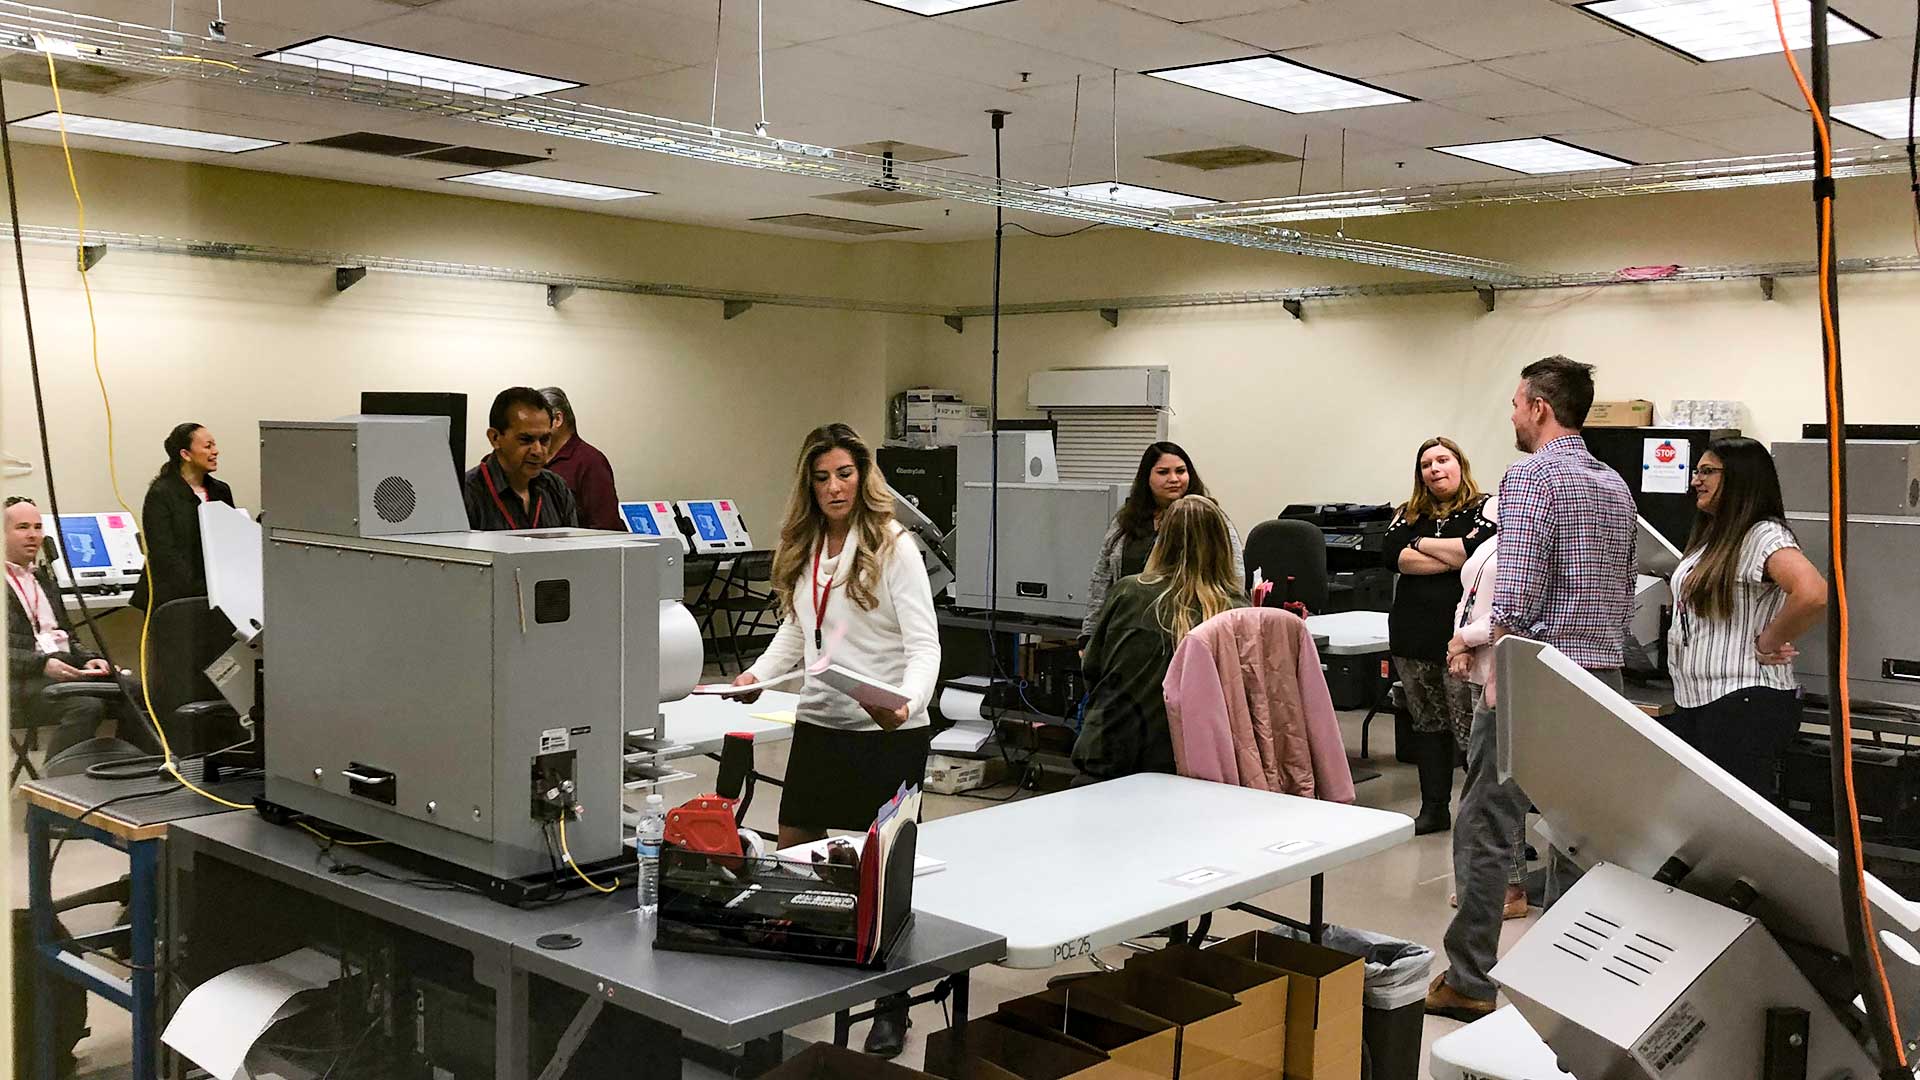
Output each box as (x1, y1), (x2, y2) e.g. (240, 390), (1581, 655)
(6, 497), (143, 763)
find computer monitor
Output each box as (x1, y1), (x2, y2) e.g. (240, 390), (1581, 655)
(360, 392), (467, 478)
(52, 512), (144, 591)
(619, 501), (687, 553)
(675, 499), (751, 556)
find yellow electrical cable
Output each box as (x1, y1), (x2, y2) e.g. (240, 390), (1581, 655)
(44, 53), (250, 812)
(555, 816), (618, 893)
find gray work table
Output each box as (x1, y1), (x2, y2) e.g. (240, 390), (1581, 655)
(512, 900), (1004, 1050)
(165, 810), (1004, 1079)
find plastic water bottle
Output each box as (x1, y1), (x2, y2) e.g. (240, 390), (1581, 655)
(637, 793), (666, 917)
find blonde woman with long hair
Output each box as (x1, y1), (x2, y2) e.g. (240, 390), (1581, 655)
(1073, 495), (1247, 782)
(731, 423), (940, 850)
(1383, 436), (1495, 835)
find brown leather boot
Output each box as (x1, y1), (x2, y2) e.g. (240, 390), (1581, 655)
(1424, 971), (1495, 1022)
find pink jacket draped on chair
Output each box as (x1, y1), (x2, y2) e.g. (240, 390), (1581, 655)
(1162, 606), (1355, 803)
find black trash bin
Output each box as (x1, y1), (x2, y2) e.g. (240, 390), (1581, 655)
(1276, 925), (1432, 1080)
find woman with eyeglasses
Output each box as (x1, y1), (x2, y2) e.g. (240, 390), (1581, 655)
(1667, 437), (1827, 797)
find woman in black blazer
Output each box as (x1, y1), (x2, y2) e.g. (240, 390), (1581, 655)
(130, 423), (235, 610)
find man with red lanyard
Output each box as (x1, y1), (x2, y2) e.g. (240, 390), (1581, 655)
(462, 387), (581, 532)
(6, 496), (136, 767)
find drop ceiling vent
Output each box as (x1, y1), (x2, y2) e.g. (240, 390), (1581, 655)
(306, 132), (454, 157)
(413, 145), (546, 168)
(839, 140), (964, 163)
(0, 54), (161, 93)
(1147, 145), (1301, 171)
(815, 188), (939, 206)
(750, 213), (919, 236)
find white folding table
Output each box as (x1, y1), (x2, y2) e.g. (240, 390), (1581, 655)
(1429, 1006), (1572, 1080)
(1303, 610), (1394, 763)
(911, 773), (1413, 968)
(657, 689), (800, 756)
(1302, 610), (1389, 656)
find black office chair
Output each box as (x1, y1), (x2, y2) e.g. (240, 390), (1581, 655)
(1243, 519), (1332, 613)
(142, 597), (246, 757)
(9, 680), (130, 785)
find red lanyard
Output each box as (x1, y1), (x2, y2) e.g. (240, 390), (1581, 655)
(6, 564), (45, 636)
(481, 459), (543, 529)
(810, 541), (837, 650)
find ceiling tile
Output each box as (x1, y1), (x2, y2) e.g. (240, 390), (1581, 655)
(1371, 63), (1543, 100)
(1487, 105), (1641, 134)
(1123, 0), (1302, 20)
(1441, 88), (1589, 118)
(1667, 113), (1829, 155)
(1613, 89), (1802, 126)
(949, 0), (1256, 72)
(1324, 101), (1522, 144)
(1483, 36), (1698, 86)
(1198, 0), (1522, 51)
(810, 20), (1118, 93)
(520, 0), (773, 66)
(1277, 34), (1469, 78)
(1403, 4), (1626, 60)
(1570, 126), (1736, 163)
(323, 11), (678, 85)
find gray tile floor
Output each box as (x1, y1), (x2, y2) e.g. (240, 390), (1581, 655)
(7, 709), (1541, 1079)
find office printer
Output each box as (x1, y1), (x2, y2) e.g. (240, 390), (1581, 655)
(1279, 503), (1393, 612)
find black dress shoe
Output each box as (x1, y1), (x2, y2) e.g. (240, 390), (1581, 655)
(1413, 802), (1452, 836)
(863, 997), (911, 1059)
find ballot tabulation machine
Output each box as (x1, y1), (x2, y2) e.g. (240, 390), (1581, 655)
(1491, 638), (1920, 1078)
(259, 416), (694, 890)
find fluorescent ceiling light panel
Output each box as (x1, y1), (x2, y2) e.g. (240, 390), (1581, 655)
(1146, 56), (1412, 114)
(1433, 137), (1634, 174)
(1040, 182), (1216, 210)
(1577, 0), (1872, 62)
(1831, 98), (1919, 139)
(445, 171), (652, 201)
(857, 0), (1011, 14)
(11, 112), (278, 152)
(259, 37), (578, 98)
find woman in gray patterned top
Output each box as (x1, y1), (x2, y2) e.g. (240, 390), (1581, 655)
(1080, 442), (1243, 647)
(1667, 437), (1827, 798)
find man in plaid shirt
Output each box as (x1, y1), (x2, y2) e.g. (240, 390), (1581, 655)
(1429, 356), (1637, 1020)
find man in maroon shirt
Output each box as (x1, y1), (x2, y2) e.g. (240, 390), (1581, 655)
(539, 386), (623, 531)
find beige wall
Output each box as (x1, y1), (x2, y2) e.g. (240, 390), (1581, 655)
(893, 175), (1920, 531)
(0, 144), (929, 532)
(3, 143), (1917, 550)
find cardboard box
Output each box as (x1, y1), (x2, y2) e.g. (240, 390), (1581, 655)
(926, 754), (990, 794)
(927, 1018), (1106, 1080)
(1586, 399), (1654, 427)
(1125, 946), (1289, 1076)
(760, 1042), (936, 1079)
(1052, 969), (1264, 1080)
(996, 986), (1180, 1078)
(1211, 933), (1363, 1080)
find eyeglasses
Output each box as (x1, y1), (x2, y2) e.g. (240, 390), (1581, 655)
(1694, 466), (1724, 477)
(3, 496), (36, 507)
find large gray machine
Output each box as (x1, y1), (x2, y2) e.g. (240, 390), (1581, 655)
(1491, 638), (1920, 1079)
(260, 416), (680, 883)
(953, 429), (1125, 622)
(1775, 439), (1920, 709)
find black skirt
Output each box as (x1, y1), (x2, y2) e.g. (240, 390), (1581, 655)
(779, 720), (932, 832)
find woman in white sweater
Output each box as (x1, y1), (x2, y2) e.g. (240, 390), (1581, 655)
(731, 423), (941, 851)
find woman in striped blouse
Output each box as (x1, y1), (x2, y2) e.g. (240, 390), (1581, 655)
(1667, 437), (1827, 798)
